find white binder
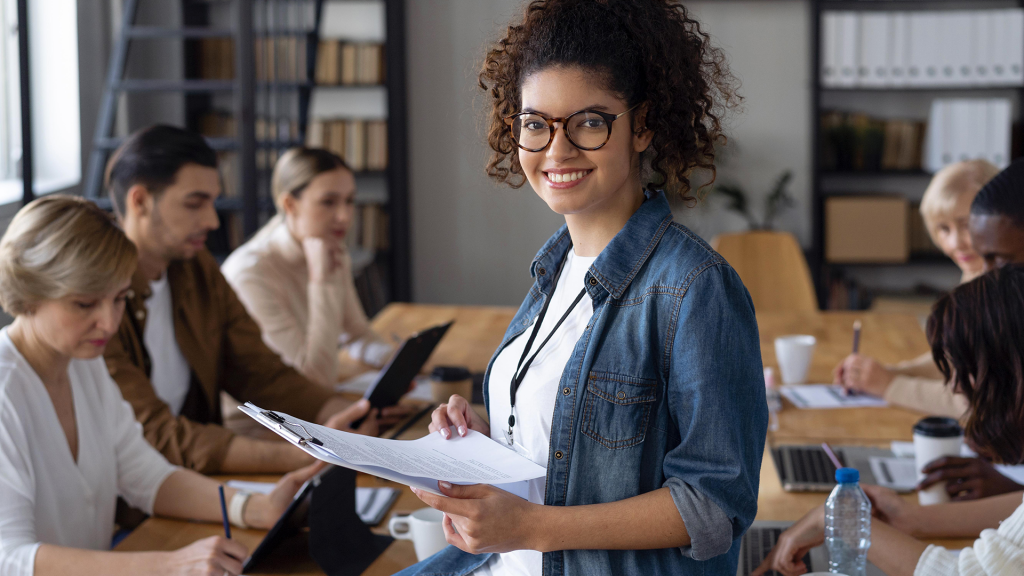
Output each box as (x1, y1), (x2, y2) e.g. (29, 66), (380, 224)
(970, 12), (994, 86)
(938, 12), (972, 87)
(925, 99), (951, 173)
(836, 12), (860, 87)
(888, 12), (909, 88)
(1008, 9), (1024, 86)
(950, 100), (973, 164)
(965, 100), (988, 163)
(821, 12), (841, 87)
(858, 12), (889, 87)
(987, 99), (1012, 168)
(908, 12), (940, 87)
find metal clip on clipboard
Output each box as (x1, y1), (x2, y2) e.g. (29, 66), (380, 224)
(247, 402), (324, 447)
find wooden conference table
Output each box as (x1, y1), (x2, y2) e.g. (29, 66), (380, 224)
(116, 304), (974, 573)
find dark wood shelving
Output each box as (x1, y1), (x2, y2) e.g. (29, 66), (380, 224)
(809, 0), (1024, 309)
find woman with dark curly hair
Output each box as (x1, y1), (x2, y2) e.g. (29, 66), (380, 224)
(754, 265), (1024, 576)
(402, 1), (767, 575)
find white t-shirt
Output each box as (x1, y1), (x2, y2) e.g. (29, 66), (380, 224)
(477, 249), (596, 576)
(0, 329), (178, 576)
(143, 275), (192, 416)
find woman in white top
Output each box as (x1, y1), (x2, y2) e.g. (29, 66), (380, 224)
(222, 147), (394, 388)
(0, 196), (333, 576)
(755, 265), (1024, 576)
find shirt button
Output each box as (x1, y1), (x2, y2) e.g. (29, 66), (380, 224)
(538, 267), (546, 276)
(588, 277), (598, 286)
(562, 387), (571, 396)
(135, 310), (145, 320)
(616, 391), (626, 400)
(554, 450), (564, 460)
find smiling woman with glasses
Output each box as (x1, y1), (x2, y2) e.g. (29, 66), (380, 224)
(396, 2), (766, 576)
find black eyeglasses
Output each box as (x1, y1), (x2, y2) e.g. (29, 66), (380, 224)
(503, 103), (640, 152)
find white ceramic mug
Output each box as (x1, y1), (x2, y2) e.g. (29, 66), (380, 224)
(774, 335), (817, 385)
(913, 417), (964, 505)
(388, 508), (448, 561)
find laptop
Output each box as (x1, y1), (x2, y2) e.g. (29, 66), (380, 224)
(737, 521), (885, 576)
(771, 444), (910, 493)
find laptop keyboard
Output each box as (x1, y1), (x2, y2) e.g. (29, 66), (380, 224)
(785, 446), (841, 486)
(739, 527), (812, 576)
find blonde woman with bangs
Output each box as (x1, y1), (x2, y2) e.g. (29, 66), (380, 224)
(0, 196), (323, 576)
(833, 159), (1000, 415)
(222, 147), (395, 388)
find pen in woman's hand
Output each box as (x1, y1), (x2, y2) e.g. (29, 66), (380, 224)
(218, 485), (231, 539)
(843, 320), (862, 397)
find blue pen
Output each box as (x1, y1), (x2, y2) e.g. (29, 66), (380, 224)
(218, 485), (231, 539)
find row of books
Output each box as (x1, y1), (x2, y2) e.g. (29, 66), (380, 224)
(306, 119), (388, 172)
(924, 99), (1012, 174)
(821, 9), (1024, 88)
(348, 204), (390, 254)
(196, 37), (311, 83)
(820, 112), (925, 173)
(314, 42), (385, 86)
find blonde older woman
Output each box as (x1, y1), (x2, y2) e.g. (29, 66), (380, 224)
(833, 159), (999, 416)
(0, 196), (323, 576)
(222, 148), (394, 388)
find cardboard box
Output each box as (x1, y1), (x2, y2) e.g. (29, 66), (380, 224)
(826, 196), (909, 263)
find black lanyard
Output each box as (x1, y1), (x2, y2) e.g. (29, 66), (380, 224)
(505, 252), (587, 447)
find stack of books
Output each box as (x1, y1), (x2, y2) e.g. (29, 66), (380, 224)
(314, 42), (385, 85)
(255, 36), (309, 83)
(820, 111), (925, 173)
(306, 119), (388, 172)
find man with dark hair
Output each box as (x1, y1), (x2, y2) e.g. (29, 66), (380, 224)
(914, 159), (1024, 502)
(103, 125), (398, 474)
(970, 158), (1024, 271)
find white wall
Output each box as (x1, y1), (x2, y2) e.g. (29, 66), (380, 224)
(406, 0), (563, 306)
(406, 0), (815, 305)
(674, 1), (812, 247)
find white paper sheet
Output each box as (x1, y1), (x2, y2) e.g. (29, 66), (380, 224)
(869, 456), (918, 491)
(239, 403), (546, 497)
(780, 384), (889, 409)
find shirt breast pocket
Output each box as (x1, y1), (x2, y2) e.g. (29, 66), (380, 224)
(581, 371), (657, 449)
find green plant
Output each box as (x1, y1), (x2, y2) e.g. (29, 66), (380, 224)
(713, 170), (795, 230)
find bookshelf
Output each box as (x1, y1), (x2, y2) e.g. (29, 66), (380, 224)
(85, 0), (410, 313)
(304, 0), (410, 314)
(810, 0), (1024, 310)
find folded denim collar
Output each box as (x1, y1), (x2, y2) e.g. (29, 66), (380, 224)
(530, 190), (674, 300)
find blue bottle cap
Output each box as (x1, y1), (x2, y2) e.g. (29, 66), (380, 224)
(835, 467), (859, 483)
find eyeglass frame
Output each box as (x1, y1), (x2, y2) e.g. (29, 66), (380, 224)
(503, 103), (641, 153)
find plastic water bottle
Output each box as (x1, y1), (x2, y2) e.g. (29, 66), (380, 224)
(825, 467), (871, 576)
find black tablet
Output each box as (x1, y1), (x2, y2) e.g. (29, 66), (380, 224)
(241, 467), (326, 573)
(363, 321), (453, 409)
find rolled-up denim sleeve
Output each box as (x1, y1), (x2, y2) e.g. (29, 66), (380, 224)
(663, 262), (767, 560)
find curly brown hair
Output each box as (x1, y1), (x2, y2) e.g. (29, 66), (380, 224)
(479, 0), (738, 201)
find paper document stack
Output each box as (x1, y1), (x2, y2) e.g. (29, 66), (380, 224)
(240, 403), (547, 498)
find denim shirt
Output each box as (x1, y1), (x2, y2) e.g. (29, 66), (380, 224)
(397, 191), (767, 576)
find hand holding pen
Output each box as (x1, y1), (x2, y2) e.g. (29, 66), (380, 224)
(834, 320), (894, 397)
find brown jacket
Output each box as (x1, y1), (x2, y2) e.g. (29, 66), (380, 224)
(104, 250), (334, 473)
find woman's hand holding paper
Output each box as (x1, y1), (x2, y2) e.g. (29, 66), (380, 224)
(429, 394), (490, 439)
(411, 481), (540, 554)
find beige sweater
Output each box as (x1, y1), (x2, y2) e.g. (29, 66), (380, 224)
(915, 496), (1024, 575)
(222, 218), (393, 387)
(884, 353), (969, 418)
